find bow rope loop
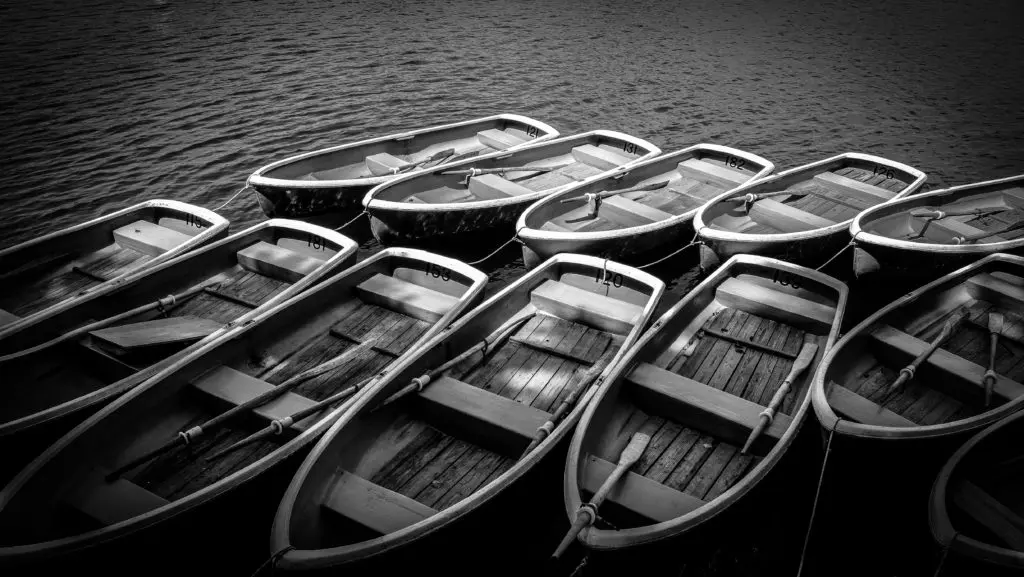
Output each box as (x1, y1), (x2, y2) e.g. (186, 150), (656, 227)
(333, 210), (369, 231)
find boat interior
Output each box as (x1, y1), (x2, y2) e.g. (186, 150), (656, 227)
(531, 149), (766, 234)
(0, 205), (223, 326)
(573, 259), (841, 531)
(0, 251), (483, 546)
(264, 118), (551, 182)
(280, 259), (659, 554)
(371, 134), (654, 206)
(822, 260), (1024, 429)
(1, 225), (349, 430)
(701, 157), (916, 236)
(859, 180), (1024, 245)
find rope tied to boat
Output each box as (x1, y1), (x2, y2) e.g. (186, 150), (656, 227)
(466, 228), (526, 266)
(248, 545), (295, 577)
(636, 231), (702, 269)
(213, 185), (251, 211)
(815, 240), (856, 271)
(931, 534), (956, 577)
(333, 210), (369, 231)
(796, 421), (838, 577)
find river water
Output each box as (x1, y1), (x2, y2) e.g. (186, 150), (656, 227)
(2, 0), (1023, 573)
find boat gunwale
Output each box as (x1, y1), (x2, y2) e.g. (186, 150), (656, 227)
(270, 252), (666, 570)
(514, 144), (775, 243)
(0, 219), (361, 439)
(692, 152), (927, 244)
(850, 173), (1024, 255)
(0, 247), (490, 562)
(359, 130), (662, 214)
(563, 253), (847, 550)
(810, 252), (1024, 440)
(929, 409), (1024, 568)
(245, 114), (560, 190)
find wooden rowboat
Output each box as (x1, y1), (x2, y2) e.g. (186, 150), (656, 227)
(693, 153), (926, 270)
(0, 199), (229, 336)
(271, 253), (664, 571)
(516, 144), (774, 268)
(0, 220), (358, 481)
(560, 254), (845, 553)
(930, 410), (1024, 572)
(247, 114), (559, 226)
(851, 174), (1024, 282)
(363, 131), (661, 248)
(0, 248), (488, 569)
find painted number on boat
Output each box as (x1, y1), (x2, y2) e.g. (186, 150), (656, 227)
(872, 165), (896, 179)
(427, 263), (452, 281)
(184, 214), (204, 228)
(623, 142), (639, 155)
(771, 270), (801, 290)
(725, 155), (746, 170)
(526, 126), (539, 138)
(595, 270), (624, 287)
(307, 234), (326, 250)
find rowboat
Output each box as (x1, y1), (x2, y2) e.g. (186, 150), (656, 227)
(558, 254), (845, 557)
(0, 220), (358, 482)
(852, 174), (1024, 282)
(930, 410), (1024, 573)
(247, 114), (559, 226)
(271, 253), (664, 571)
(363, 131), (661, 248)
(0, 247), (488, 570)
(807, 253), (1024, 575)
(516, 144), (774, 268)
(693, 153), (926, 270)
(0, 199), (228, 336)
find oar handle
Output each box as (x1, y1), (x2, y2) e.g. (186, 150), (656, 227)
(395, 148), (456, 174)
(882, 311), (966, 403)
(726, 189), (806, 204)
(952, 221), (1024, 244)
(441, 165), (559, 176)
(910, 207), (1010, 220)
(984, 312), (1004, 407)
(559, 180), (670, 204)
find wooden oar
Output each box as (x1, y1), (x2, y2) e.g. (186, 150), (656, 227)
(559, 180), (671, 204)
(441, 164), (568, 177)
(950, 221), (1024, 244)
(0, 280), (222, 364)
(741, 335), (818, 454)
(910, 207), (1010, 220)
(205, 374), (377, 461)
(877, 311), (967, 407)
(551, 432), (651, 560)
(984, 312), (1004, 407)
(724, 189), (809, 205)
(370, 310), (537, 412)
(393, 148), (456, 174)
(519, 348), (617, 459)
(105, 337), (380, 481)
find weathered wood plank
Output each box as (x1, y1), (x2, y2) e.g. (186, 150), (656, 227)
(747, 198), (836, 233)
(814, 172), (895, 203)
(827, 383), (915, 427)
(662, 434), (716, 494)
(236, 241), (323, 284)
(715, 276), (836, 333)
(90, 316), (224, 350)
(677, 158), (747, 188)
(966, 273), (1024, 310)
(572, 144), (632, 171)
(685, 443), (738, 499)
(190, 366), (318, 431)
(582, 454), (704, 523)
(322, 471), (437, 534)
(430, 451), (509, 511)
(477, 128), (526, 151)
(112, 220), (190, 257)
(530, 279), (642, 335)
(356, 273), (459, 323)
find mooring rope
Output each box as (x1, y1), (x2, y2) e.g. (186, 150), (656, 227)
(333, 210), (369, 231)
(466, 231), (525, 266)
(213, 185), (250, 212)
(568, 555), (589, 577)
(815, 240), (855, 272)
(248, 545), (295, 577)
(636, 231), (702, 270)
(796, 423), (837, 577)
(931, 539), (953, 577)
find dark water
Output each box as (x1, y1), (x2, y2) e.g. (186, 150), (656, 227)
(2, 0), (1024, 574)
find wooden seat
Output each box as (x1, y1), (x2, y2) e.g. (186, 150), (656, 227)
(747, 198), (836, 233)
(677, 158), (748, 188)
(321, 470), (437, 535)
(626, 362), (791, 455)
(541, 221), (572, 233)
(191, 366), (319, 431)
(113, 220), (191, 257)
(237, 240), (327, 284)
(1003, 188), (1024, 209)
(571, 144), (633, 171)
(356, 273), (458, 323)
(404, 187), (474, 204)
(157, 216), (204, 238)
(581, 454), (704, 523)
(601, 196), (673, 225)
(416, 376), (551, 455)
(869, 324), (1024, 403)
(953, 481), (1024, 549)
(715, 276), (836, 333)
(73, 339), (137, 381)
(66, 468), (169, 525)
(90, 316), (224, 351)
(966, 273), (1024, 309)
(826, 383), (915, 427)
(0, 308), (19, 327)
(467, 173), (534, 200)
(814, 172), (895, 203)
(365, 153), (411, 176)
(477, 129), (526, 151)
(530, 279), (643, 334)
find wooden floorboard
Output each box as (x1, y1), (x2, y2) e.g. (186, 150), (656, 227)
(430, 451), (510, 511)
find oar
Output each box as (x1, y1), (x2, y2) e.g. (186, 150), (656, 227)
(741, 335), (819, 454)
(519, 348), (617, 459)
(559, 180), (671, 204)
(370, 310), (537, 412)
(551, 432), (651, 560)
(724, 189), (809, 205)
(909, 207), (1010, 220)
(950, 221), (1024, 244)
(394, 148), (456, 174)
(440, 164), (569, 177)
(983, 312), (1004, 407)
(105, 337), (380, 481)
(0, 280), (221, 364)
(877, 311), (967, 407)
(204, 374), (377, 461)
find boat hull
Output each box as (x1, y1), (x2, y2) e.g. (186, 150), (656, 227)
(698, 226), (852, 272)
(251, 181), (370, 228)
(522, 221), (697, 269)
